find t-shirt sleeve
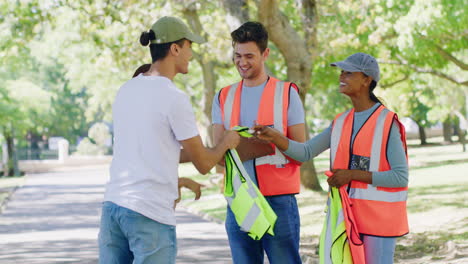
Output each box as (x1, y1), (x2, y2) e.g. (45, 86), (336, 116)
(168, 93), (199, 141)
(211, 91), (223, 125)
(287, 86), (305, 126)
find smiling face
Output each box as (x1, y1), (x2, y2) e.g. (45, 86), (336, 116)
(339, 70), (372, 97)
(233, 41), (269, 85)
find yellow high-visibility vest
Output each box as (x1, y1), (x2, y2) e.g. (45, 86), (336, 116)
(224, 127), (277, 240)
(320, 187), (353, 263)
(319, 185), (365, 264)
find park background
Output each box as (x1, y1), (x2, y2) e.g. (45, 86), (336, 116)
(0, 0), (467, 263)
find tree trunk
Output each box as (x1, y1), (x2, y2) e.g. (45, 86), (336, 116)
(181, 4), (219, 147)
(442, 119), (453, 143)
(257, 0), (312, 90)
(300, 0), (318, 59)
(4, 128), (20, 176)
(454, 119), (466, 152)
(458, 129), (466, 152)
(2, 142), (8, 177)
(416, 122), (427, 145)
(257, 0), (322, 191)
(200, 61), (217, 146)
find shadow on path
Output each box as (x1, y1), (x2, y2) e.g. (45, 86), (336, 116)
(0, 166), (232, 263)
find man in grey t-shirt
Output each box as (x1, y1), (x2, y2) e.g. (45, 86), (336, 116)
(212, 21), (305, 264)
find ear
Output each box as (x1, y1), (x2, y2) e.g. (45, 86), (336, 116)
(361, 73), (371, 87)
(262, 47), (270, 60)
(170, 43), (179, 56)
(366, 76), (373, 87)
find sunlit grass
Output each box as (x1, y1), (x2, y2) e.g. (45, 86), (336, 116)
(178, 137), (468, 221)
(395, 231), (468, 260)
(177, 136), (468, 262)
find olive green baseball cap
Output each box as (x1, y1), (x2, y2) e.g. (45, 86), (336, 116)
(150, 16), (205, 44)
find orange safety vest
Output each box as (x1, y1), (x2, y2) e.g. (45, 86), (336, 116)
(330, 104), (409, 237)
(219, 76), (301, 196)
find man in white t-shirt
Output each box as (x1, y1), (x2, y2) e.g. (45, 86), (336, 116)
(98, 16), (240, 264)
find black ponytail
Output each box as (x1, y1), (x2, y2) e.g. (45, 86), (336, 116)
(368, 80), (383, 104)
(140, 30), (156, 46)
(140, 29), (186, 63)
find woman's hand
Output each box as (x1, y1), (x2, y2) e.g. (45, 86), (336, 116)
(252, 125), (277, 142)
(252, 125), (290, 151)
(327, 169), (353, 188)
(326, 169), (372, 188)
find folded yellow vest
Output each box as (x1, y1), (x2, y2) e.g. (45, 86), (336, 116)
(224, 126), (277, 240)
(320, 187), (353, 263)
(320, 184), (365, 264)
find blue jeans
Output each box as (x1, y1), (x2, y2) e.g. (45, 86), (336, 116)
(98, 202), (177, 264)
(225, 195), (301, 264)
(363, 235), (396, 264)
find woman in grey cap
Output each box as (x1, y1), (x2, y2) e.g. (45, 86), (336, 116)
(254, 52), (409, 264)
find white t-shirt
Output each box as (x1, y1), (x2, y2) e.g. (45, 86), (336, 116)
(104, 74), (199, 226)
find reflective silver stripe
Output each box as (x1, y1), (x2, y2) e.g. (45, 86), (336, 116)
(245, 181), (258, 198)
(226, 150), (255, 192)
(323, 190), (347, 263)
(330, 110), (351, 167)
(348, 108), (408, 202)
(274, 81), (285, 133)
(229, 151), (258, 198)
(225, 149), (275, 239)
(240, 202), (261, 232)
(336, 208), (344, 229)
(223, 83), (239, 129)
(256, 81), (289, 166)
(232, 171), (243, 191)
(228, 149), (258, 198)
(255, 154), (288, 166)
(369, 108), (389, 171)
(349, 185), (408, 202)
(231, 149), (251, 184)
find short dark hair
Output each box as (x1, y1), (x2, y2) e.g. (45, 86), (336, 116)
(140, 30), (186, 62)
(231, 22), (268, 53)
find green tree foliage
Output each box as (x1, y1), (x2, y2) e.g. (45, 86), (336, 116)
(76, 122), (111, 155)
(1, 0), (466, 176)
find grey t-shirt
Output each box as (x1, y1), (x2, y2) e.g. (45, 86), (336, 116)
(285, 103), (408, 187)
(212, 80), (305, 185)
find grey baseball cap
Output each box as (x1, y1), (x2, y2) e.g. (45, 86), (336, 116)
(150, 16), (205, 44)
(331, 52), (380, 82)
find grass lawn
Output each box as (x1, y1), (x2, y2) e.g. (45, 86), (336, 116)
(178, 136), (468, 263)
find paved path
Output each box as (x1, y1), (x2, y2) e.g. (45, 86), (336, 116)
(0, 165), (231, 263)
